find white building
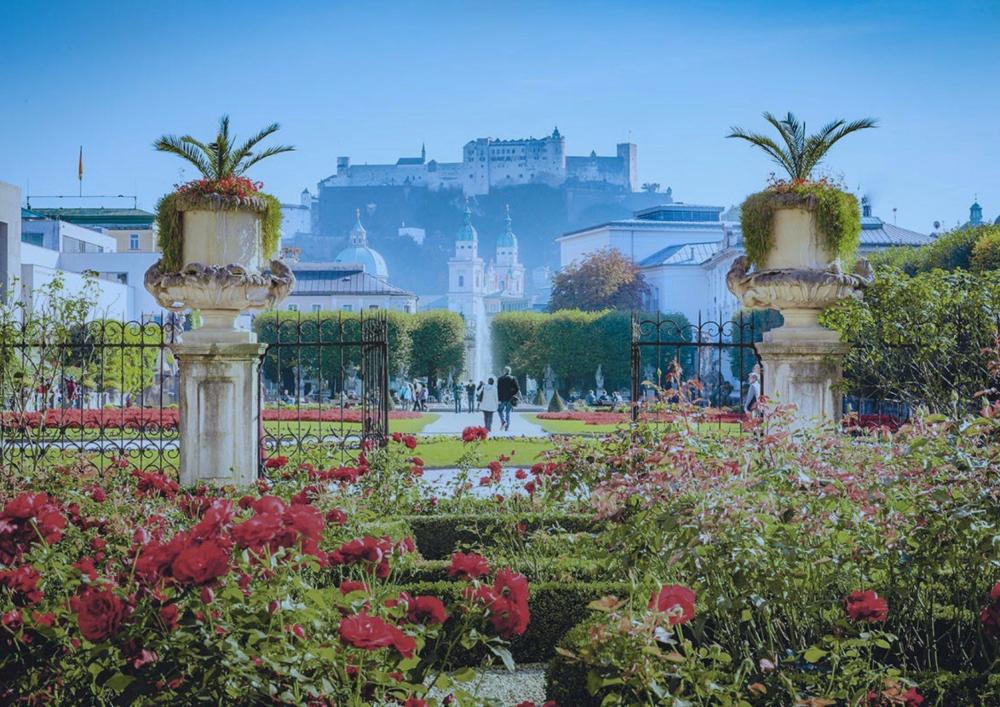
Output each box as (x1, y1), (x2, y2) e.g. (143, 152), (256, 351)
(321, 128), (637, 197)
(20, 209), (160, 320)
(281, 210), (416, 314)
(447, 203), (529, 379)
(558, 197), (938, 326)
(280, 189), (314, 239)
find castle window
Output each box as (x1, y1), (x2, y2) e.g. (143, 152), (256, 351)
(458, 275), (464, 287)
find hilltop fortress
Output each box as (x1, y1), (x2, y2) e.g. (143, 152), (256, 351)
(321, 127), (637, 196)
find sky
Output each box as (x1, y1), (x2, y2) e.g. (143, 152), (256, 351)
(0, 0), (998, 232)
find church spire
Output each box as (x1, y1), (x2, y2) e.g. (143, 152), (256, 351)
(350, 208), (368, 246)
(421, 142), (426, 162)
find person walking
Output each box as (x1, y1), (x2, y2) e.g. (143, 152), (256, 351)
(465, 381), (476, 413)
(496, 366), (520, 431)
(744, 372), (761, 417)
(419, 384), (429, 412)
(411, 381), (421, 412)
(452, 379), (463, 413)
(479, 376), (499, 432)
(475, 380), (484, 412)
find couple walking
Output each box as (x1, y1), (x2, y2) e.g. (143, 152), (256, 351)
(477, 366), (520, 432)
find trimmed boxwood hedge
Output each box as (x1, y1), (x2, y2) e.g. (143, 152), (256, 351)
(396, 580), (629, 666)
(400, 512), (601, 560)
(545, 619), (1000, 705)
(396, 556), (610, 583)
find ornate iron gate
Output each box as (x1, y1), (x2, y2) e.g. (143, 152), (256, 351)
(257, 309), (389, 471)
(630, 311), (762, 423)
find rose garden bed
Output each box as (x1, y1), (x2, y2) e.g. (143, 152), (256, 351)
(3, 402), (1000, 704)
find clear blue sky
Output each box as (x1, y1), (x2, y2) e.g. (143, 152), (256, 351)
(1, 0), (997, 232)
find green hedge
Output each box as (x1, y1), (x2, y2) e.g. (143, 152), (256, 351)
(400, 512), (601, 560)
(396, 555), (612, 584)
(545, 619), (1000, 705)
(397, 580), (628, 666)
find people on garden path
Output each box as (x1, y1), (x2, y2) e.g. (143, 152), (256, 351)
(452, 379), (463, 413)
(744, 372), (761, 416)
(479, 376), (499, 431)
(419, 383), (429, 411)
(475, 380), (484, 411)
(465, 381), (476, 413)
(496, 366), (520, 431)
(410, 381), (422, 412)
(586, 389), (596, 406)
(398, 381), (412, 410)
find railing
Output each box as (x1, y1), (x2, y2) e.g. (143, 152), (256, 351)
(255, 310), (390, 471)
(630, 311), (762, 427)
(0, 316), (180, 478)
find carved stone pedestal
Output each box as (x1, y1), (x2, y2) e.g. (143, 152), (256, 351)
(173, 342), (266, 487)
(756, 331), (849, 430)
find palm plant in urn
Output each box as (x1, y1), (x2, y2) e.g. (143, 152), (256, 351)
(725, 112), (878, 339)
(144, 116), (295, 342)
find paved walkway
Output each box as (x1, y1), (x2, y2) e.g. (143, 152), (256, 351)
(420, 410), (548, 438)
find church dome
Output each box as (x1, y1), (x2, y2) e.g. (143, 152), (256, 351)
(335, 209), (389, 280)
(456, 203), (478, 241)
(497, 204), (518, 248)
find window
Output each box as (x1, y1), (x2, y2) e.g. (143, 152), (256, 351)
(21, 232), (44, 247)
(129, 233), (140, 250)
(311, 304), (321, 313)
(369, 304), (378, 309)
(342, 304), (353, 312)
(288, 304), (298, 312)
(458, 275), (464, 287)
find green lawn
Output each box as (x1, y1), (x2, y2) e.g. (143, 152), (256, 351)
(525, 413), (743, 438)
(524, 414), (623, 435)
(413, 435), (555, 469)
(263, 414), (438, 437)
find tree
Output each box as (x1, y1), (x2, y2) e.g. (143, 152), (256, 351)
(727, 309), (783, 381)
(408, 311), (465, 392)
(549, 249), (649, 312)
(821, 268), (1000, 411)
(154, 115), (294, 180)
(727, 112), (877, 181)
(68, 321), (165, 397)
(873, 224), (1000, 275)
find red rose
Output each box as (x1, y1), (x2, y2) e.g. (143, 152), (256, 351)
(448, 552), (490, 579)
(980, 581), (1000, 637)
(403, 435), (417, 449)
(70, 587), (126, 642)
(159, 604), (179, 631)
(461, 426), (488, 443)
(339, 612), (415, 656)
(404, 698), (427, 707)
(171, 539), (230, 586)
(648, 584), (696, 626)
(405, 595), (448, 625)
(339, 580), (369, 595)
(232, 513), (283, 550)
(0, 564), (43, 604)
(845, 591), (888, 623)
(264, 455), (289, 470)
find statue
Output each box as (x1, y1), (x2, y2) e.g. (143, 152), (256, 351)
(543, 363), (556, 403)
(344, 364), (362, 399)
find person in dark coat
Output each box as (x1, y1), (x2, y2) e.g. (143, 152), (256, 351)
(496, 366), (520, 431)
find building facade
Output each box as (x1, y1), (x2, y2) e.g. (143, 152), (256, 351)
(558, 198), (937, 326)
(321, 128), (637, 197)
(281, 210), (416, 314)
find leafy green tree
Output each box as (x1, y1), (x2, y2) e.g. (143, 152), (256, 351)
(67, 321), (165, 397)
(408, 310), (465, 392)
(154, 115), (294, 180)
(549, 249), (649, 312)
(972, 227), (1000, 272)
(727, 111), (877, 180)
(727, 309), (783, 381)
(254, 311), (411, 397)
(491, 311), (548, 381)
(822, 268), (1000, 411)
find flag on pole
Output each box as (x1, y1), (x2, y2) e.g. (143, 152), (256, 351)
(78, 146), (83, 182)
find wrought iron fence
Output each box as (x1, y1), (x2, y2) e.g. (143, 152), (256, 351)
(0, 315), (180, 478)
(630, 311), (762, 426)
(255, 310), (390, 471)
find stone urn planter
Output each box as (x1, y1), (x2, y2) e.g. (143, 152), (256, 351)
(145, 193), (294, 343)
(726, 190), (873, 426)
(728, 197), (873, 343)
